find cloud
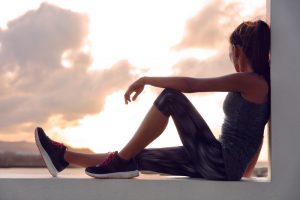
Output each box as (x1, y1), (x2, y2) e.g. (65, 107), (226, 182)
(175, 0), (265, 50)
(172, 51), (234, 78)
(0, 3), (135, 136)
(172, 0), (266, 84)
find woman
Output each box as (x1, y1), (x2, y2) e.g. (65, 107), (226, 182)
(35, 20), (270, 181)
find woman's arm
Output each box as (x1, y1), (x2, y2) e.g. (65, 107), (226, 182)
(124, 72), (260, 104)
(142, 73), (256, 93)
(243, 142), (263, 178)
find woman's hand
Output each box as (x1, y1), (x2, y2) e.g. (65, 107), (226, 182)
(124, 77), (145, 104)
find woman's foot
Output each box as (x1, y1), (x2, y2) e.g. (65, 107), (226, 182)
(85, 151), (139, 179)
(35, 127), (69, 177)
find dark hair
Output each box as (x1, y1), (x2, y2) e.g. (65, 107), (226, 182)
(229, 20), (270, 87)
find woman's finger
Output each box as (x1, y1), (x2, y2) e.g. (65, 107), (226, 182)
(132, 91), (139, 101)
(124, 91), (131, 104)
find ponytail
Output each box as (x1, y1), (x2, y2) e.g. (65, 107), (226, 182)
(230, 20), (271, 87)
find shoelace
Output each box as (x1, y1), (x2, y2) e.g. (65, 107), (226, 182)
(96, 152), (116, 167)
(47, 136), (65, 149)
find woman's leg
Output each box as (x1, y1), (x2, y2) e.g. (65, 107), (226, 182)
(118, 105), (169, 160)
(69, 89), (225, 179)
(136, 146), (200, 177)
(36, 103), (168, 170)
(61, 102), (167, 168)
(64, 151), (109, 168)
(135, 89), (227, 180)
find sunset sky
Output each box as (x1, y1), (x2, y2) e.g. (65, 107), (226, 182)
(0, 0), (268, 160)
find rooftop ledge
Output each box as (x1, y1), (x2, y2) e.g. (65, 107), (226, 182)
(0, 168), (272, 200)
(0, 168), (269, 181)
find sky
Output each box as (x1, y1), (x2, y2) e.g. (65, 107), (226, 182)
(0, 0), (268, 160)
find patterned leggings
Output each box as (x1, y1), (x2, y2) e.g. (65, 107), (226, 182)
(135, 89), (227, 180)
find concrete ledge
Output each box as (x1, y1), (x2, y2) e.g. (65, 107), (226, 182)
(0, 180), (273, 200)
(0, 168), (272, 200)
(0, 168), (269, 180)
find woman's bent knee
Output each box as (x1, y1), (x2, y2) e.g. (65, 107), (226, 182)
(153, 88), (186, 117)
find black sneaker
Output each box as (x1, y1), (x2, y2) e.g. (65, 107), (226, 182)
(35, 127), (69, 177)
(85, 151), (139, 179)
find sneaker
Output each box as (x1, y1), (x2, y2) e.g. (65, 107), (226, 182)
(34, 127), (69, 177)
(85, 151), (139, 179)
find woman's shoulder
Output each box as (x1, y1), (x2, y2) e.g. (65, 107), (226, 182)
(220, 72), (268, 90)
(239, 72), (269, 104)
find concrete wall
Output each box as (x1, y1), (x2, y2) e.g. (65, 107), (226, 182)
(1, 0), (300, 199)
(270, 2), (300, 200)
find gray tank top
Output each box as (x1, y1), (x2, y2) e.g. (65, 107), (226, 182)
(220, 92), (270, 180)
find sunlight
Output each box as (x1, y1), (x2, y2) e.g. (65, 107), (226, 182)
(61, 50), (73, 68)
(57, 89), (159, 152)
(85, 0), (207, 70)
(0, 0), (267, 162)
(55, 90), (227, 153)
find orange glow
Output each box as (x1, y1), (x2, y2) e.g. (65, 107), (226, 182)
(0, 0), (267, 161)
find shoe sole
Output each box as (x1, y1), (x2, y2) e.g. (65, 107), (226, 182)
(35, 128), (58, 177)
(85, 170), (139, 179)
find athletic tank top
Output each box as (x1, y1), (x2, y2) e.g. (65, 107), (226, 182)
(220, 92), (270, 180)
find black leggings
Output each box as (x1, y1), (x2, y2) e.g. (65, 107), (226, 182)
(135, 89), (227, 180)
